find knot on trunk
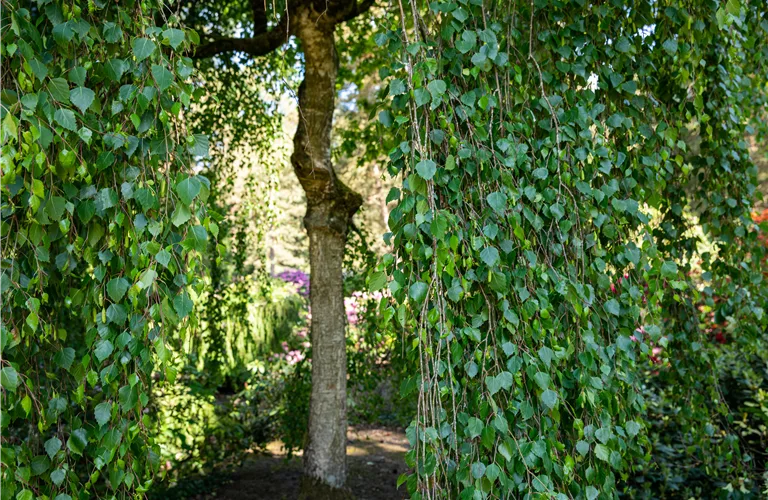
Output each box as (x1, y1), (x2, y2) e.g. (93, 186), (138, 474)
(304, 183), (363, 236)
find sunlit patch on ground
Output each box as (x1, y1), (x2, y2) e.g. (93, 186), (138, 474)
(204, 427), (409, 500)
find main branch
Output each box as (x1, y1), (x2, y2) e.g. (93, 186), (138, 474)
(193, 16), (290, 59)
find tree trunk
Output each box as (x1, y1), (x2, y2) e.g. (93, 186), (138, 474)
(291, 6), (362, 499)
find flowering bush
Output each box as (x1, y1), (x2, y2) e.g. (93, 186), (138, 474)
(277, 268), (310, 297)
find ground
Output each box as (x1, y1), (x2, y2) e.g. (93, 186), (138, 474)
(205, 427), (408, 500)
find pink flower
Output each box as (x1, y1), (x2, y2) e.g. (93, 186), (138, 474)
(286, 350), (306, 365)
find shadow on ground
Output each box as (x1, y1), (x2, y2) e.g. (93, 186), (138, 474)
(207, 427), (409, 500)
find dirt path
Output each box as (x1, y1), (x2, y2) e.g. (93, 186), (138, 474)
(209, 427), (409, 500)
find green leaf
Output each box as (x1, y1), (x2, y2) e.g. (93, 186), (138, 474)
(661, 260), (678, 278)
(70, 87), (95, 113)
(466, 417), (483, 438)
(498, 441), (513, 461)
(118, 384), (138, 411)
(470, 462), (486, 479)
(533, 371), (550, 390)
(175, 176), (201, 205)
(25, 314), (40, 332)
(17, 490), (34, 500)
(595, 427), (613, 444)
(46, 196), (67, 220)
(107, 304), (128, 324)
(540, 389), (558, 409)
(137, 269), (158, 289)
(532, 167), (548, 180)
(54, 348), (75, 370)
(487, 191), (507, 214)
(480, 246), (499, 267)
(415, 159), (437, 180)
(54, 108), (77, 131)
(131, 37), (156, 61)
(369, 271), (387, 292)
(606, 113), (624, 128)
(181, 225), (208, 253)
(615, 37), (631, 53)
(45, 437), (62, 459)
(107, 277), (130, 302)
(538, 346), (555, 367)
(586, 486), (599, 500)
(94, 339), (114, 363)
(103, 22), (123, 43)
(50, 469), (66, 486)
(156, 249), (172, 268)
(187, 134), (209, 157)
(378, 110), (393, 127)
(726, 0), (741, 15)
(21, 395), (32, 415)
(1, 366), (19, 392)
(52, 21), (73, 44)
(455, 30), (477, 54)
(104, 58), (127, 81)
(94, 402), (112, 427)
(172, 205), (192, 226)
(162, 28), (185, 49)
(662, 38), (678, 55)
(625, 421), (641, 438)
(594, 443), (610, 461)
(67, 429), (88, 455)
(414, 88), (430, 107)
(486, 371), (513, 396)
(409, 282), (428, 303)
(604, 298), (620, 316)
(485, 463), (500, 482)
(29, 58), (49, 81)
(427, 80), (447, 101)
(151, 64), (174, 92)
(31, 455), (51, 476)
(3, 113), (18, 142)
(173, 292), (193, 319)
(389, 78), (406, 96)
(576, 440), (590, 456)
(550, 202), (565, 220)
(452, 7), (469, 22)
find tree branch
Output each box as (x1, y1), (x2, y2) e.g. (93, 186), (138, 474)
(251, 0), (268, 36)
(193, 16), (290, 59)
(333, 0), (376, 23)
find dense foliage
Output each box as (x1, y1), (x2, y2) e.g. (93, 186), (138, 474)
(376, 0), (767, 498)
(1, 1), (210, 497)
(3, 0), (767, 499)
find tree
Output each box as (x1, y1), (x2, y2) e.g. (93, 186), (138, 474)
(186, 0), (375, 495)
(1, 1), (208, 497)
(376, 0), (768, 497)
